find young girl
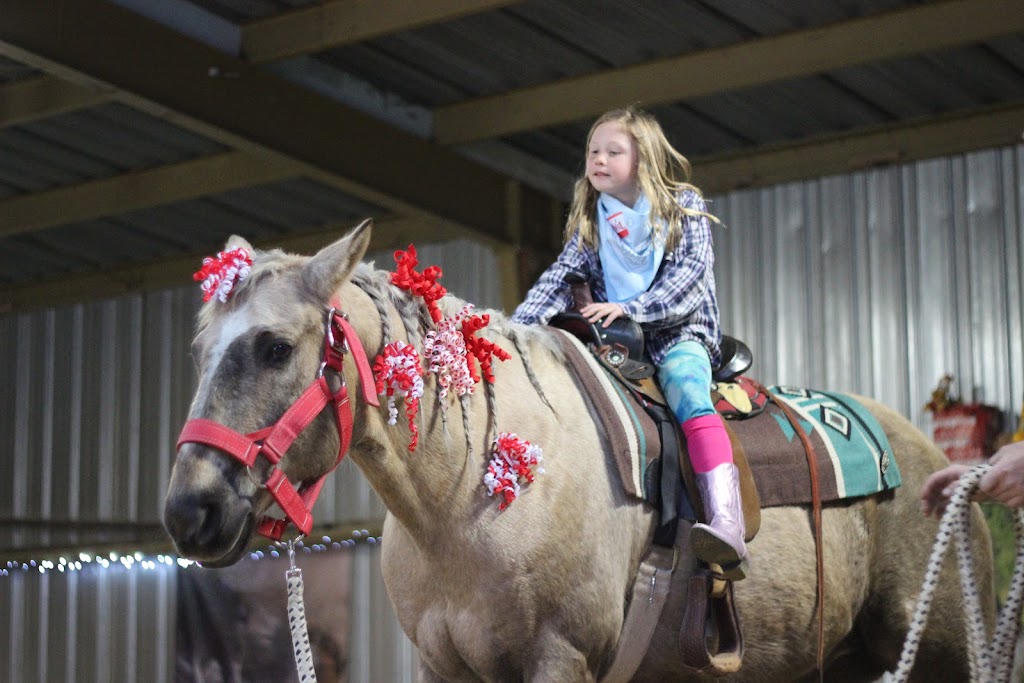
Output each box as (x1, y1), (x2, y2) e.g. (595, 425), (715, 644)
(511, 107), (748, 579)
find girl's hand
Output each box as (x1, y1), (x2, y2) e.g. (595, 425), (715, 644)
(581, 302), (626, 328)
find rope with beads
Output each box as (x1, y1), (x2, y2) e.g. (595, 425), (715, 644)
(283, 539), (318, 682)
(885, 464), (1024, 683)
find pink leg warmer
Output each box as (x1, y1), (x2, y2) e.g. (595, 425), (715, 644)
(682, 414), (734, 473)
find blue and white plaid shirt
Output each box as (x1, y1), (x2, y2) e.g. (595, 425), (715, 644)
(512, 189), (721, 367)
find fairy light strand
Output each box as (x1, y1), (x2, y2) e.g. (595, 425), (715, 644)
(1, 531), (382, 578)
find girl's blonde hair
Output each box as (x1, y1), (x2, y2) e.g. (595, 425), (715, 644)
(566, 106), (717, 251)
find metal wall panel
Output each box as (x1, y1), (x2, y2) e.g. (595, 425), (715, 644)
(714, 146), (1024, 430)
(1, 149), (1022, 679)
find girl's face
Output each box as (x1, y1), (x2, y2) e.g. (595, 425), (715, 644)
(586, 121), (639, 206)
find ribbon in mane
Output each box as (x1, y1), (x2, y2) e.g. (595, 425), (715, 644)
(379, 246), (540, 506)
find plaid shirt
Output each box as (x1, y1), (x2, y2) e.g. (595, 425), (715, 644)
(512, 189), (721, 367)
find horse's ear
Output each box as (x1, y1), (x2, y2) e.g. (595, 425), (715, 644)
(225, 235), (254, 253)
(303, 218), (373, 301)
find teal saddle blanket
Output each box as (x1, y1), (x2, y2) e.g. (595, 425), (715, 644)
(735, 385), (902, 505)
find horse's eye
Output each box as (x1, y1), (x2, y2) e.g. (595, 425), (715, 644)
(267, 342), (292, 365)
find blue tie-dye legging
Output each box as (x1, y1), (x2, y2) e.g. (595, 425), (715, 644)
(657, 340), (716, 423)
(658, 340), (734, 472)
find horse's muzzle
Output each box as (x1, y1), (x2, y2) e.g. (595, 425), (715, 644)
(163, 449), (256, 566)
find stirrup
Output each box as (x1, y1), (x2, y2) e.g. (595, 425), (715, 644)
(690, 525), (747, 581)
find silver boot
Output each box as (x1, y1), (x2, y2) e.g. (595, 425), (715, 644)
(690, 462), (749, 580)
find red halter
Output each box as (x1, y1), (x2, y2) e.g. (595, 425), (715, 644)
(176, 297), (379, 540)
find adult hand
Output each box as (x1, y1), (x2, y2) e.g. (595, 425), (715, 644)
(920, 442), (1024, 516)
(979, 442), (1024, 509)
(920, 463), (975, 518)
(580, 302), (626, 328)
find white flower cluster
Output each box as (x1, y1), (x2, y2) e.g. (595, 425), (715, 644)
(376, 341), (424, 425)
(483, 432), (545, 509)
(213, 256), (251, 303)
(423, 304), (475, 400)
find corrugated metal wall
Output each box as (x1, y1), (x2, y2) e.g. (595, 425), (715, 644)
(714, 146), (1024, 428)
(2, 148), (1022, 681)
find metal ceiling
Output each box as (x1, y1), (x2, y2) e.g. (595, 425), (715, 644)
(1, 0), (1023, 313)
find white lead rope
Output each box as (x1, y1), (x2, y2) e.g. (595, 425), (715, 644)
(284, 538), (318, 682)
(886, 464), (1024, 683)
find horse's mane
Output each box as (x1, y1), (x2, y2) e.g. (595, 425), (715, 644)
(350, 261), (560, 453)
(194, 247), (560, 454)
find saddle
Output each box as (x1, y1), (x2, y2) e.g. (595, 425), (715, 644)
(548, 276), (762, 677)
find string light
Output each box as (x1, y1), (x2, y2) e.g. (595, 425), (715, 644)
(1, 531), (383, 578)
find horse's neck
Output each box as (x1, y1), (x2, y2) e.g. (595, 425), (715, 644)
(344, 279), (482, 542)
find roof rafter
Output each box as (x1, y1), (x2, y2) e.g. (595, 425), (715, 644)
(694, 102), (1024, 195)
(0, 151), (303, 238)
(0, 214), (475, 314)
(0, 74), (114, 128)
(240, 0), (520, 63)
(434, 0), (1024, 144)
(0, 0), (557, 247)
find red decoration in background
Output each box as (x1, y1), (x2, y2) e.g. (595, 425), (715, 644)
(932, 404), (1003, 463)
(390, 245), (447, 323)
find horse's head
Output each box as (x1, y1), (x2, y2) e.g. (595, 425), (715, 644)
(164, 220), (373, 566)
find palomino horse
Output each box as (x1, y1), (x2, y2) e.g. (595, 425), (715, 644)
(164, 221), (994, 682)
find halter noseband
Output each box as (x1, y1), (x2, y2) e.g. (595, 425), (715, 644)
(176, 297), (379, 540)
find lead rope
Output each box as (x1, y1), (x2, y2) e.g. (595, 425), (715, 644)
(885, 464), (1024, 683)
(283, 538), (318, 682)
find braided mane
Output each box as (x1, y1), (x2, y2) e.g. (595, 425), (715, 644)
(350, 261), (559, 454)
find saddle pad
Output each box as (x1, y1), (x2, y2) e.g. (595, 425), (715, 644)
(732, 385), (902, 507)
(552, 329), (660, 501)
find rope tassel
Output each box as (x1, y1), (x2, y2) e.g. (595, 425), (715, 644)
(885, 465), (1024, 683)
(284, 540), (318, 682)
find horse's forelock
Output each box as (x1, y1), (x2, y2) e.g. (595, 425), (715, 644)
(195, 248), (308, 336)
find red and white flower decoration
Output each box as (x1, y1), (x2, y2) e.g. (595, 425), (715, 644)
(372, 341), (424, 452)
(423, 304), (476, 400)
(193, 247), (252, 303)
(484, 432), (544, 510)
(377, 246), (543, 506)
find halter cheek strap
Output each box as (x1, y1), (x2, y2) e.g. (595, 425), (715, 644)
(176, 299), (379, 540)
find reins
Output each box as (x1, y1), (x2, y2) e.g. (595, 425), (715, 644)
(886, 464), (1024, 683)
(176, 296), (379, 540)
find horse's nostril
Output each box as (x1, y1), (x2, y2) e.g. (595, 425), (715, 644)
(164, 493), (224, 548)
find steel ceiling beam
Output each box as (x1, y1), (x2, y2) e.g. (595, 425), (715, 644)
(694, 102), (1024, 195)
(240, 0), (520, 63)
(0, 0), (555, 247)
(0, 214), (475, 314)
(434, 0), (1024, 144)
(0, 151), (304, 238)
(0, 74), (114, 128)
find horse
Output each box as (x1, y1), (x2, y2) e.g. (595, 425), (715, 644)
(164, 220), (995, 682)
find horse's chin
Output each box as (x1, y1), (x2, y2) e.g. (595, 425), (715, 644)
(173, 512), (256, 568)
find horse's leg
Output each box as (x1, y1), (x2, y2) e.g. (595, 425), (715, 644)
(416, 661), (448, 683)
(524, 626), (596, 683)
(854, 403), (995, 681)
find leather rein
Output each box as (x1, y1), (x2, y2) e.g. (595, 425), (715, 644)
(176, 297), (379, 541)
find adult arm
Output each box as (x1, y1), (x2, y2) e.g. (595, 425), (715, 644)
(979, 441), (1024, 508)
(920, 441), (1024, 516)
